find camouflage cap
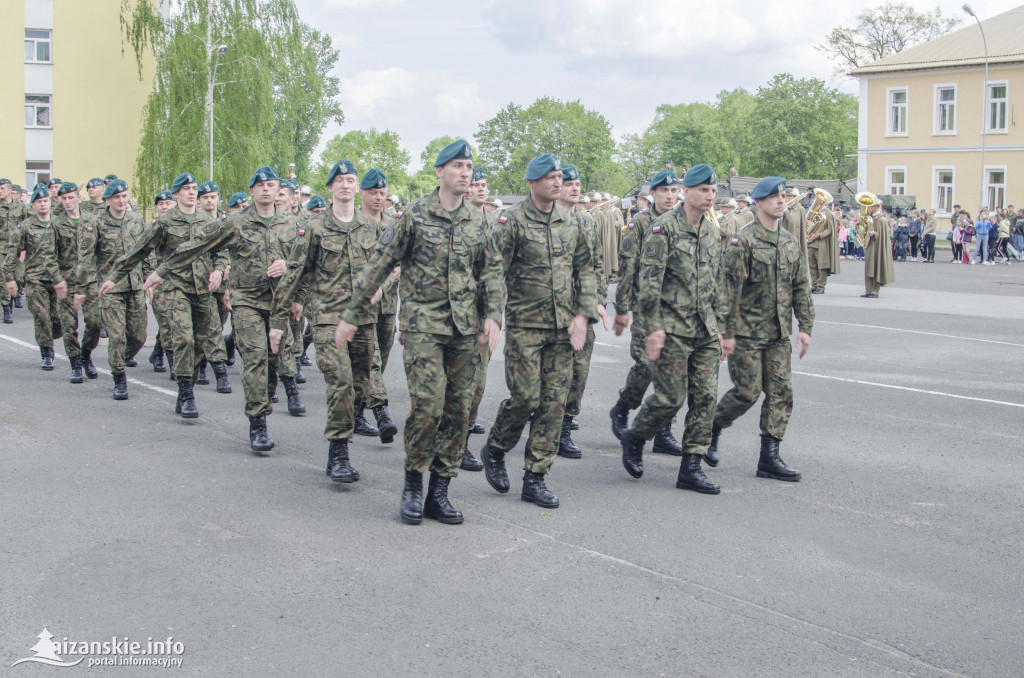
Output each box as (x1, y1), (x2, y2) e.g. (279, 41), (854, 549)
(226, 191), (248, 207)
(524, 153), (560, 181)
(197, 180), (220, 197)
(326, 160), (357, 186)
(30, 183), (50, 203)
(249, 165), (279, 188)
(360, 168), (388, 190)
(434, 139), (473, 167)
(681, 164), (716, 187)
(171, 172), (197, 193)
(103, 179), (129, 199)
(561, 165), (580, 181)
(751, 176), (786, 200)
(649, 169), (679, 189)
(155, 190), (174, 205)
(57, 181), (79, 196)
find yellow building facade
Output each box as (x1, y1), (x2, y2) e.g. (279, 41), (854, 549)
(2, 0), (154, 192)
(853, 5), (1024, 218)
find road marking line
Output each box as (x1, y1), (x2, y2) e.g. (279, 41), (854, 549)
(817, 320), (1024, 348)
(793, 370), (1024, 409)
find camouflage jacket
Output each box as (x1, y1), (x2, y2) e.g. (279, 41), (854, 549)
(722, 220), (814, 340)
(616, 204), (667, 315)
(342, 188), (504, 336)
(366, 209), (399, 315)
(51, 211), (85, 287)
(79, 200), (106, 217)
(637, 206), (725, 339)
(497, 197), (597, 330)
(4, 215), (62, 284)
(572, 208), (607, 319)
(75, 208), (149, 293)
(0, 199), (30, 240)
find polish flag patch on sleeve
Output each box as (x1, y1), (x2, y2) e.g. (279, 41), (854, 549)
(627, 221), (634, 229)
(297, 227), (306, 236)
(651, 223), (661, 233)
(498, 216), (508, 224)
(730, 236), (739, 245)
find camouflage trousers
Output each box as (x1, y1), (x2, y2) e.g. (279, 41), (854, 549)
(489, 326), (573, 475)
(564, 324), (595, 418)
(1, 260), (25, 304)
(58, 284), (101, 358)
(631, 333), (719, 456)
(276, 313), (296, 379)
(620, 317), (652, 409)
(165, 290), (227, 383)
(403, 330), (478, 478)
(313, 322), (376, 441)
(24, 281), (61, 349)
(355, 324), (387, 411)
(99, 290), (147, 374)
(377, 312), (397, 374)
(232, 305), (280, 418)
(715, 336), (794, 440)
(468, 343), (491, 427)
(288, 316), (303, 361)
(151, 288), (170, 348)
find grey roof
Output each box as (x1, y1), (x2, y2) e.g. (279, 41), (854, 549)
(851, 4), (1024, 75)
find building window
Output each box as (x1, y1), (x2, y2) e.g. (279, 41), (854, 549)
(935, 85), (956, 134)
(935, 168), (954, 215)
(886, 167), (907, 195)
(987, 82), (1008, 132)
(25, 95), (51, 128)
(26, 161), (52, 189)
(24, 29), (51, 63)
(985, 167), (1006, 208)
(888, 88), (908, 136)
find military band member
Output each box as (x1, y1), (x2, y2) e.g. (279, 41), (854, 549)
(707, 176), (813, 483)
(859, 200), (895, 297)
(781, 187), (808, 263)
(807, 200), (840, 294)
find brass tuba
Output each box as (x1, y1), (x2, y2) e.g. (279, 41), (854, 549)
(853, 191), (879, 246)
(805, 188), (833, 238)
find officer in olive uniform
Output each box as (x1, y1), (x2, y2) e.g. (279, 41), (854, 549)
(480, 153), (598, 510)
(860, 201), (895, 297)
(3, 184), (68, 370)
(337, 139), (504, 526)
(618, 164), (727, 495)
(780, 187), (808, 263)
(707, 176), (813, 483)
(807, 202), (840, 294)
(0, 178), (30, 321)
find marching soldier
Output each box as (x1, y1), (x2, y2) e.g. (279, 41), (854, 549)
(707, 176), (813, 483)
(47, 178), (66, 218)
(860, 199), (895, 297)
(0, 177), (30, 322)
(147, 190), (178, 375)
(80, 178), (107, 216)
(227, 192), (249, 212)
(807, 199), (840, 294)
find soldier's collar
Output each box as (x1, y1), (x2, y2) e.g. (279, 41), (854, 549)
(523, 197), (568, 224)
(427, 189), (469, 224)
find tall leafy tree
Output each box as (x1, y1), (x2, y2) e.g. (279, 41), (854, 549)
(310, 128), (411, 192)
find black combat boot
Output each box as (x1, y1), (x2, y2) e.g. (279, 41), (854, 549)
(756, 436), (801, 482)
(69, 355), (84, 383)
(620, 429), (645, 478)
(223, 332), (235, 366)
(197, 358), (209, 385)
(281, 376), (305, 416)
(705, 422), (722, 467)
(2, 302), (12, 324)
(569, 417), (579, 430)
(469, 420), (485, 435)
(480, 442), (510, 493)
(14, 290), (24, 308)
(248, 414), (274, 454)
(372, 405), (398, 443)
(177, 380), (198, 419)
(329, 439), (358, 483)
(609, 396), (630, 440)
(353, 405), (379, 437)
(112, 372), (128, 400)
(423, 472), (464, 524)
(652, 424), (683, 455)
(400, 469), (424, 524)
(271, 391), (279, 403)
(521, 471), (559, 508)
(300, 332), (313, 366)
(165, 350), (175, 380)
(676, 453), (720, 494)
(557, 415), (581, 459)
(40, 346), (54, 371)
(460, 434), (483, 471)
(212, 361), (232, 393)
(125, 354), (138, 367)
(81, 348), (98, 379)
(148, 340), (166, 372)
(294, 357), (306, 384)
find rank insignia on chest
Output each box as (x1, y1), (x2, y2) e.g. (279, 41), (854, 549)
(498, 216), (508, 224)
(651, 224), (661, 233)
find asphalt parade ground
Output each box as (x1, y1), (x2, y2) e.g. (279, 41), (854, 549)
(1, 256), (1022, 677)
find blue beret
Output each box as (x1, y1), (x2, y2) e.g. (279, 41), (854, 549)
(104, 174), (118, 182)
(681, 164), (717, 187)
(197, 180), (220, 197)
(750, 176), (787, 200)
(649, 169), (679, 189)
(360, 168), (388, 190)
(0, 178), (10, 186)
(306, 196), (326, 210)
(434, 139), (473, 167)
(524, 153), (561, 181)
(326, 160), (357, 186)
(249, 165), (279, 188)
(86, 178), (105, 188)
(58, 181), (78, 196)
(103, 179), (129, 199)
(48, 178), (63, 187)
(227, 192), (248, 207)
(471, 168), (486, 182)
(172, 172), (197, 193)
(155, 190), (174, 205)
(561, 165), (580, 181)
(30, 184), (50, 203)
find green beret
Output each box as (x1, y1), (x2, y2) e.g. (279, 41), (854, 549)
(171, 172), (197, 193)
(13, 185), (23, 192)
(278, 179), (292, 190)
(0, 178), (11, 186)
(103, 179), (129, 199)
(104, 174), (118, 182)
(360, 168), (388, 190)
(524, 153), (561, 181)
(326, 160), (357, 186)
(58, 181), (78, 196)
(30, 184), (50, 203)
(227, 192), (248, 207)
(48, 178), (63, 188)
(306, 196), (326, 210)
(86, 178), (105, 188)
(750, 176), (787, 200)
(471, 168), (486, 182)
(649, 169), (679, 189)
(681, 163), (716, 187)
(155, 190), (174, 205)
(434, 139), (473, 167)
(561, 165), (580, 181)
(249, 166), (279, 187)
(197, 180), (220, 197)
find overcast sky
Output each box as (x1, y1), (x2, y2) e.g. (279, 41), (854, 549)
(294, 0), (1021, 169)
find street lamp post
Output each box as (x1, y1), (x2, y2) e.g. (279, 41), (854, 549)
(209, 44), (227, 181)
(963, 4), (989, 214)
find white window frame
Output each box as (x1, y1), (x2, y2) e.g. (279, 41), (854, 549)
(933, 83), (957, 135)
(24, 29), (52, 64)
(986, 81), (1009, 133)
(886, 86), (909, 137)
(25, 94), (52, 129)
(885, 166), (908, 195)
(933, 166), (955, 216)
(984, 165), (1007, 209)
(25, 161), (52, 190)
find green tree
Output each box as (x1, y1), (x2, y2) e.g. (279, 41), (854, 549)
(310, 128), (411, 192)
(615, 131), (662, 194)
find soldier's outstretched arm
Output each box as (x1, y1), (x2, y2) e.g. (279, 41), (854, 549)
(342, 213), (410, 327)
(156, 216), (236, 279)
(108, 220), (164, 289)
(270, 228), (315, 332)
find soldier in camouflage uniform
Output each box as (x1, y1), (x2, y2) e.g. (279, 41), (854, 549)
(480, 153), (598, 510)
(79, 178), (107, 218)
(3, 184), (68, 370)
(193, 180), (231, 387)
(273, 180), (308, 384)
(618, 164), (728, 495)
(146, 190), (177, 375)
(337, 140), (504, 525)
(609, 169), (685, 455)
(77, 180), (149, 399)
(555, 164), (608, 459)
(707, 177), (813, 483)
(53, 182), (101, 383)
(47, 179), (66, 219)
(0, 178), (30, 322)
